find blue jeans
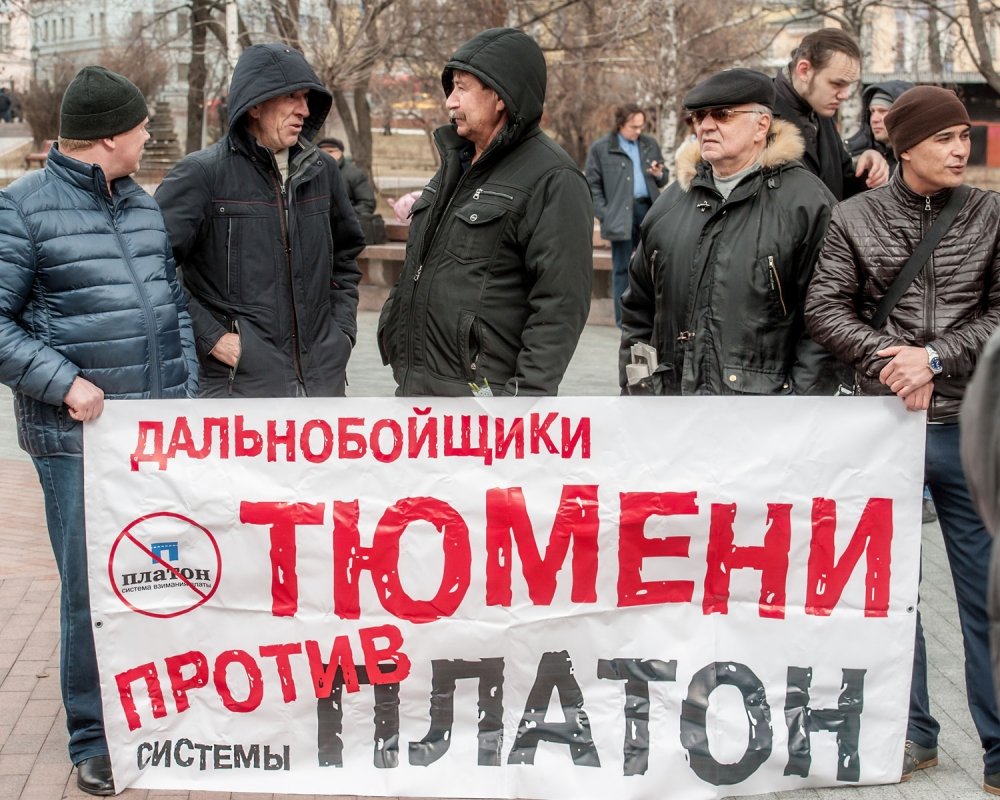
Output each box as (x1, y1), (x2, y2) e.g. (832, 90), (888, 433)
(611, 197), (652, 329)
(32, 454), (107, 764)
(909, 423), (1000, 772)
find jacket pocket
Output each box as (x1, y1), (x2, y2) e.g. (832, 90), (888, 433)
(445, 202), (509, 263)
(757, 254), (790, 318)
(721, 364), (792, 395)
(457, 310), (483, 382)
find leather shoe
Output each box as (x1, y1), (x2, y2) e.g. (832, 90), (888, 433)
(76, 754), (115, 796)
(900, 739), (938, 782)
(986, 771), (1000, 795)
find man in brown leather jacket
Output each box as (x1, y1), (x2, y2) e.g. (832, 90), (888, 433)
(805, 86), (1000, 795)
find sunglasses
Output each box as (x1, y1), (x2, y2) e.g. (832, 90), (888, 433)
(684, 108), (760, 126)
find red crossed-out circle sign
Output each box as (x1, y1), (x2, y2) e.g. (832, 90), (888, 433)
(108, 512), (222, 618)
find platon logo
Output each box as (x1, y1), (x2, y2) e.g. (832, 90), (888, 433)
(108, 512), (222, 618)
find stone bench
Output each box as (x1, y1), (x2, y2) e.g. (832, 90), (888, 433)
(360, 220), (615, 326)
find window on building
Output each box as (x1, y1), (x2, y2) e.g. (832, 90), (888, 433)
(89, 13), (95, 37)
(177, 62), (189, 83)
(0, 22), (10, 52)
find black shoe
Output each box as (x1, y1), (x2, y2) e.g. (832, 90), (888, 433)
(76, 754), (115, 796)
(986, 771), (1000, 795)
(900, 740), (938, 782)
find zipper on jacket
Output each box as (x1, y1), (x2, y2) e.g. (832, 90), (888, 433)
(767, 256), (787, 316)
(103, 195), (163, 397)
(228, 318), (242, 396)
(226, 220), (233, 294)
(267, 167), (304, 386)
(922, 195), (935, 357)
(473, 187), (515, 202)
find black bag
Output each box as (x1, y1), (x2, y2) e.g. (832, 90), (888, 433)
(358, 212), (387, 245)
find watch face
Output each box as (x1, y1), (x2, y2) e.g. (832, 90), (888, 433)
(930, 356), (943, 374)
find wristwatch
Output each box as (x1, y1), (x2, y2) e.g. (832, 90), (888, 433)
(925, 345), (943, 375)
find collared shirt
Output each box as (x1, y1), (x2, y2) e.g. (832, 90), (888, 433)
(618, 133), (649, 200)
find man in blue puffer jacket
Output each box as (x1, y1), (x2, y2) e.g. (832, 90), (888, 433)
(0, 67), (198, 796)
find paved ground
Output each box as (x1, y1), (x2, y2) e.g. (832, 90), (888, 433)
(0, 312), (991, 799)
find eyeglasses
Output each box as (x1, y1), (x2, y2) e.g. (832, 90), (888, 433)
(684, 108), (761, 126)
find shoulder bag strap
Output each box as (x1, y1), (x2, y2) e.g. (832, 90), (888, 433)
(870, 184), (971, 330)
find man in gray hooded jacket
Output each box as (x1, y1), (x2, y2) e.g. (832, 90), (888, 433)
(156, 44), (365, 398)
(377, 28), (593, 396)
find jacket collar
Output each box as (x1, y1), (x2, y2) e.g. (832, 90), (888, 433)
(888, 168), (959, 211)
(675, 118), (805, 192)
(45, 145), (139, 200)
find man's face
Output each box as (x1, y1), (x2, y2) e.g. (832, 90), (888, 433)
(794, 52), (860, 118)
(320, 144), (343, 160)
(692, 105), (769, 178)
(900, 124), (971, 195)
(246, 90), (310, 151)
(869, 104), (891, 144)
(108, 117), (150, 179)
(618, 112), (645, 142)
(446, 70), (506, 153)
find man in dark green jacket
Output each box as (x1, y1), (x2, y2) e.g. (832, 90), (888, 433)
(377, 27), (593, 396)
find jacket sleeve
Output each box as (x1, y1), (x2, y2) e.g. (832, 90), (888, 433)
(961, 328), (1000, 535)
(507, 166), (593, 395)
(328, 161), (365, 344)
(584, 143), (607, 222)
(926, 215), (1000, 378)
(0, 197), (79, 406)
(619, 239), (656, 390)
(163, 241), (199, 398)
(154, 158), (228, 359)
(804, 205), (897, 377)
(789, 186), (836, 395)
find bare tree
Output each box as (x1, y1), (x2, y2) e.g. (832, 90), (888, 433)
(910, 0), (1000, 93)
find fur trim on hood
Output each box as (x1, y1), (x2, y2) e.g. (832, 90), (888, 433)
(674, 118), (805, 191)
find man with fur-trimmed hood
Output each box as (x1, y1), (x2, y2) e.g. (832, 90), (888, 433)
(620, 68), (836, 395)
(377, 28), (593, 396)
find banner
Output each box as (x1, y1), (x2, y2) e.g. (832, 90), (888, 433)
(85, 397), (924, 798)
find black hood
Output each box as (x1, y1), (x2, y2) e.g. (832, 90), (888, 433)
(227, 43), (332, 142)
(846, 79), (913, 157)
(441, 28), (546, 137)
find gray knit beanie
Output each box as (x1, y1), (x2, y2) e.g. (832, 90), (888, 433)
(60, 66), (148, 139)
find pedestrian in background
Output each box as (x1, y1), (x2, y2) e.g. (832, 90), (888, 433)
(586, 104), (668, 328)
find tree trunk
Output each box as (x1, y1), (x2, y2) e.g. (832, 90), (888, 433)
(186, 0), (211, 154)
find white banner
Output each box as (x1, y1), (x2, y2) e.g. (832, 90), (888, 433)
(85, 397), (924, 799)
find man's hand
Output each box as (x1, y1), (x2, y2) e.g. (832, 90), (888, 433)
(902, 381), (933, 412)
(647, 160), (665, 180)
(857, 149), (889, 188)
(64, 376), (105, 422)
(210, 332), (241, 367)
(877, 345), (934, 397)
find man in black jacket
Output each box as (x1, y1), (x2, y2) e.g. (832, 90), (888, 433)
(156, 44), (365, 398)
(317, 137), (376, 216)
(377, 28), (593, 396)
(619, 68), (834, 396)
(773, 28), (888, 200)
(845, 80), (913, 173)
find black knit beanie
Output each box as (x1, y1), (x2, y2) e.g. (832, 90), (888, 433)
(60, 66), (148, 139)
(885, 86), (970, 155)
